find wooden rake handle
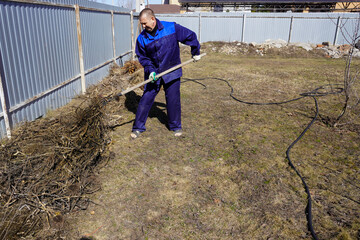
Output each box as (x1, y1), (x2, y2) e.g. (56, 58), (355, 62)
(116, 53), (207, 97)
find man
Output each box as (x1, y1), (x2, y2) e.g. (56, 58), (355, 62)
(131, 8), (201, 139)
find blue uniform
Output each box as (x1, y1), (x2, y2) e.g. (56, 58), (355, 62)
(132, 19), (200, 132)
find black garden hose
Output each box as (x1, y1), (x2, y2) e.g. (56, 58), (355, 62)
(182, 77), (344, 240)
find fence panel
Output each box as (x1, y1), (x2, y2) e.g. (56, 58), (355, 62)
(114, 13), (132, 65)
(0, 2), (80, 108)
(201, 15), (243, 42)
(80, 10), (113, 71)
(245, 15), (290, 43)
(114, 13), (131, 56)
(291, 14), (337, 44)
(0, 1), (81, 137)
(85, 64), (110, 87)
(0, 0), (132, 138)
(155, 12), (360, 45)
(10, 79), (81, 126)
(157, 14), (200, 39)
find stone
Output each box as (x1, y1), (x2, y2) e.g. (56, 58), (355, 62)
(263, 39), (287, 48)
(352, 51), (360, 58)
(293, 42), (313, 51)
(339, 44), (351, 52)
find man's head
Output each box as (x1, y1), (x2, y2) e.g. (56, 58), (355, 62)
(139, 8), (156, 32)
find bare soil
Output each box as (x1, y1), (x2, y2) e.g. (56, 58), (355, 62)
(44, 47), (360, 239)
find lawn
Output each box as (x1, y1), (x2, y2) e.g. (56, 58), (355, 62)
(64, 46), (359, 239)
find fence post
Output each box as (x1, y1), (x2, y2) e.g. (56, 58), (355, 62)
(333, 16), (341, 45)
(288, 16), (294, 44)
(131, 11), (135, 60)
(0, 74), (11, 138)
(111, 11), (116, 64)
(198, 12), (201, 43)
(75, 5), (86, 94)
(241, 14), (246, 42)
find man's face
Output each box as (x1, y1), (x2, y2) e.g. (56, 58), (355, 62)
(140, 14), (156, 32)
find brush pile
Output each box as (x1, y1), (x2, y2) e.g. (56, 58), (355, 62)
(0, 62), (143, 239)
(122, 60), (142, 74)
(0, 96), (108, 239)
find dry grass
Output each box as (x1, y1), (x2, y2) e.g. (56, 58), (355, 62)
(66, 50), (359, 240)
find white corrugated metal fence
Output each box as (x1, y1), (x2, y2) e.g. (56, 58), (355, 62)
(1, 3), (359, 138)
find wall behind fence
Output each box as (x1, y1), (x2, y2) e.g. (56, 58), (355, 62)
(0, 0), (134, 138)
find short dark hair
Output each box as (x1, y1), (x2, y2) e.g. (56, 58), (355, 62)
(139, 8), (155, 18)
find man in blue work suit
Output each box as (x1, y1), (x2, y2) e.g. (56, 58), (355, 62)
(131, 8), (201, 139)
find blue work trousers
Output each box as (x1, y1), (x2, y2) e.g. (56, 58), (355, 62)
(132, 78), (181, 132)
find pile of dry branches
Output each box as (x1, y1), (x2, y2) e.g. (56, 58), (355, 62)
(0, 62), (143, 239)
(0, 96), (108, 238)
(122, 60), (142, 74)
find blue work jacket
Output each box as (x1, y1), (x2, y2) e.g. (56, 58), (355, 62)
(135, 19), (200, 83)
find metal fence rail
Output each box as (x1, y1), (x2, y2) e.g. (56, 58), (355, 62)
(0, 0), (135, 138)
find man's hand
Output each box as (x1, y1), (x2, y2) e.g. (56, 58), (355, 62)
(192, 55), (201, 62)
(149, 72), (158, 83)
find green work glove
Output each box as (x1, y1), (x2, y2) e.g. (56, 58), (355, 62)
(149, 72), (158, 83)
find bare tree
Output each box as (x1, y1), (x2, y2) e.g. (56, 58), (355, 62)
(334, 13), (360, 125)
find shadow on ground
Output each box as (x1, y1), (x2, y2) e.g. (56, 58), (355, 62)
(124, 90), (170, 130)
